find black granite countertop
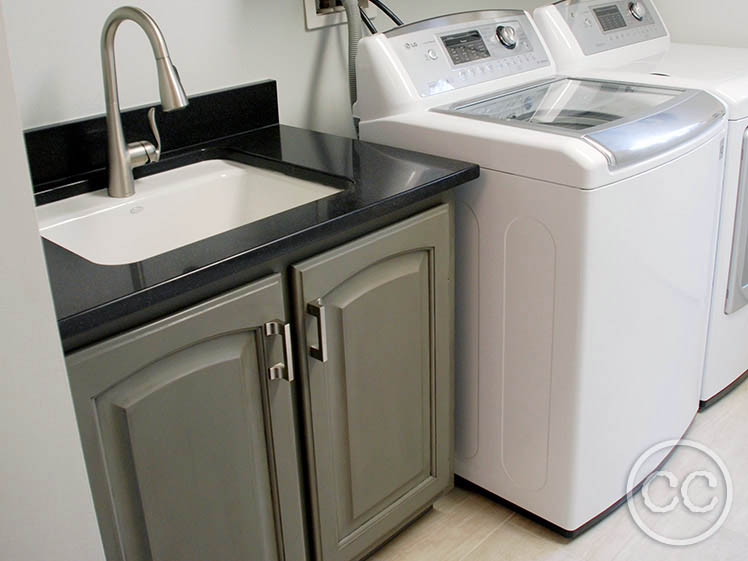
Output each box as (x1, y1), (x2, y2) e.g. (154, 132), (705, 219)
(28, 82), (479, 352)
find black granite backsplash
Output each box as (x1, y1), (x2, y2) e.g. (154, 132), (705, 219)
(24, 80), (279, 195)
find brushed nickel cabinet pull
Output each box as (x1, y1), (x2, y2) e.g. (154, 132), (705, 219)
(264, 320), (295, 382)
(307, 301), (328, 363)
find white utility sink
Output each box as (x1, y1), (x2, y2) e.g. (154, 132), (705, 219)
(37, 159), (342, 265)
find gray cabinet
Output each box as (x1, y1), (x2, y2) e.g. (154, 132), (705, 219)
(292, 204), (453, 561)
(67, 203), (454, 561)
(66, 274), (307, 561)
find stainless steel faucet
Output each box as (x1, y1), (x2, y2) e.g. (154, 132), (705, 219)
(101, 6), (189, 198)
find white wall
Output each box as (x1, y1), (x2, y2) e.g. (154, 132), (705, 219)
(655, 0), (748, 48)
(2, 0), (545, 138)
(0, 5), (106, 561)
(4, 0), (746, 137)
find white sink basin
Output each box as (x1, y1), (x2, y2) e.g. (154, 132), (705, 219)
(37, 159), (342, 265)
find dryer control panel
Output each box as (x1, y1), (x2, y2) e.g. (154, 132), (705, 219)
(386, 11), (551, 98)
(554, 0), (667, 55)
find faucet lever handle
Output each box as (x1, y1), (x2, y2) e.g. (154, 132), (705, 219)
(147, 107), (162, 163)
(126, 107), (162, 168)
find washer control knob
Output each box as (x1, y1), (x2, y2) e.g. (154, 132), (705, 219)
(629, 1), (646, 21)
(497, 25), (518, 50)
(427, 48), (438, 60)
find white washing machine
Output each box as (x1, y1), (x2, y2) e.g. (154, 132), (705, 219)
(534, 0), (748, 408)
(356, 10), (727, 535)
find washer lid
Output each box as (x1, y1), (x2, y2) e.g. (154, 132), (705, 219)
(433, 77), (725, 168)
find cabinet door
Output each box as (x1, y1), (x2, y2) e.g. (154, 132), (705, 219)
(67, 274), (307, 561)
(291, 204), (453, 561)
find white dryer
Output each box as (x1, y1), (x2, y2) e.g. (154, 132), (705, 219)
(356, 10), (727, 535)
(534, 0), (748, 408)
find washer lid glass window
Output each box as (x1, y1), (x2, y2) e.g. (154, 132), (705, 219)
(434, 78), (725, 168)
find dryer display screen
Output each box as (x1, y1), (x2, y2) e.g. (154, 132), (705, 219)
(593, 5), (627, 32)
(442, 30), (490, 65)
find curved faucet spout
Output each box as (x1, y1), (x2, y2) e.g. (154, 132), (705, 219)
(101, 6), (189, 198)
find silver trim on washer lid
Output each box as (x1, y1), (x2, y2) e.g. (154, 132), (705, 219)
(433, 77), (725, 169)
(384, 10), (527, 38)
(584, 90), (723, 167)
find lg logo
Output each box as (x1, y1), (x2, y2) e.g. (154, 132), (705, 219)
(627, 440), (732, 546)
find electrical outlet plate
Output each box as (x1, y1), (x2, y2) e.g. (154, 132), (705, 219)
(304, 0), (376, 30)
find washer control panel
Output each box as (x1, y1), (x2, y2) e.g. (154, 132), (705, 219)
(554, 0), (667, 55)
(388, 11), (551, 98)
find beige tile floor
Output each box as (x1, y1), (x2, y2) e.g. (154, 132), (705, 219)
(369, 378), (748, 561)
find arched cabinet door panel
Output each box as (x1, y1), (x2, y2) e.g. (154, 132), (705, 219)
(292, 204), (453, 561)
(66, 274), (307, 561)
